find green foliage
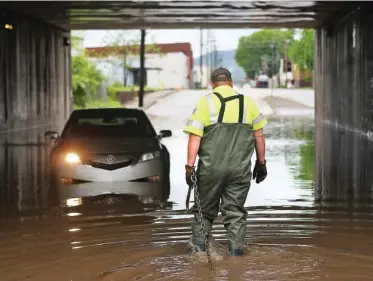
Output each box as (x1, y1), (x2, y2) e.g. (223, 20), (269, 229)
(107, 81), (128, 100)
(235, 29), (294, 79)
(106, 81), (161, 100)
(71, 49), (105, 108)
(86, 30), (162, 66)
(74, 98), (121, 110)
(288, 29), (315, 72)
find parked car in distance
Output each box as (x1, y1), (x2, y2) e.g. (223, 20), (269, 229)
(45, 108), (172, 203)
(256, 74), (269, 88)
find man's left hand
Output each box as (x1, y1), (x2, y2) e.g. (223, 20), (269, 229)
(185, 165), (196, 187)
(253, 160), (267, 184)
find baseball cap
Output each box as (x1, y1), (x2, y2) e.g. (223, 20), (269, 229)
(211, 67), (232, 82)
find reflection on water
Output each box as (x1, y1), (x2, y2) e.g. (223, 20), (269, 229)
(1, 116), (373, 280)
(0, 140), (52, 219)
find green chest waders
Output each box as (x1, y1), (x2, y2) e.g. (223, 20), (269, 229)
(190, 91), (256, 255)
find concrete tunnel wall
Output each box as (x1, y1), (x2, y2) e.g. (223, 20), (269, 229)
(314, 6), (373, 201)
(0, 12), (72, 142)
(0, 11), (72, 215)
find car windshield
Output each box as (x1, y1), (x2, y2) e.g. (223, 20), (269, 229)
(62, 110), (156, 138)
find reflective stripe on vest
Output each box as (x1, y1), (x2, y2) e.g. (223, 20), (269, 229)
(253, 113), (265, 125)
(206, 93), (218, 123)
(186, 119), (204, 131)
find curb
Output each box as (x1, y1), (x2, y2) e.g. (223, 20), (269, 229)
(143, 90), (178, 110)
(122, 89), (176, 109)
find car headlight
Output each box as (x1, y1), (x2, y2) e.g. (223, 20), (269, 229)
(139, 151), (160, 162)
(65, 153), (81, 164)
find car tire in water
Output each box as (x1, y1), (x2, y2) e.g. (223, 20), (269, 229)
(160, 146), (171, 202)
(47, 167), (60, 207)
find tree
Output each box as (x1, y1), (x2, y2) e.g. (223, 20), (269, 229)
(288, 29), (314, 72)
(235, 29), (294, 79)
(85, 30), (162, 87)
(71, 33), (105, 108)
(70, 30), (163, 108)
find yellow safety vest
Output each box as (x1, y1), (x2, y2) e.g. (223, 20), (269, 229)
(183, 85), (267, 137)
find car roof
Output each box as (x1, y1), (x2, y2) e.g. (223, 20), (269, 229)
(71, 108), (145, 117)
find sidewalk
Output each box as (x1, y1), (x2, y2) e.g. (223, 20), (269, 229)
(239, 86), (274, 116)
(123, 90), (177, 110)
(239, 87), (314, 117)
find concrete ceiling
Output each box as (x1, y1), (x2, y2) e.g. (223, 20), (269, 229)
(2, 1), (359, 30)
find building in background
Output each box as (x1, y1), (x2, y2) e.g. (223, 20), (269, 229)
(86, 43), (194, 90)
(192, 65), (210, 88)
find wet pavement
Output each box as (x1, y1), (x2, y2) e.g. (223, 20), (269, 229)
(1, 89), (373, 280)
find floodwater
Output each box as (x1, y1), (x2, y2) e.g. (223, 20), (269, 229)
(1, 90), (373, 280)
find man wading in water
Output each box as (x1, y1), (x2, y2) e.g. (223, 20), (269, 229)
(184, 67), (268, 256)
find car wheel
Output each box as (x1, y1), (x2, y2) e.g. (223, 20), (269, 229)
(162, 171), (171, 201)
(47, 166), (59, 207)
(161, 152), (171, 202)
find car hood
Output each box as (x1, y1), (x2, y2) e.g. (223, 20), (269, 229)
(57, 137), (160, 154)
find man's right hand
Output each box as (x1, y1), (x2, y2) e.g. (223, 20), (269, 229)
(185, 165), (196, 187)
(253, 160), (267, 184)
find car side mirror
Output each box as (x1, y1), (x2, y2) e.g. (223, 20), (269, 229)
(158, 130), (172, 138)
(44, 131), (59, 140)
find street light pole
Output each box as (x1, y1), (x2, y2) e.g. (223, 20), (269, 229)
(284, 39), (291, 87)
(269, 43), (275, 96)
(139, 29), (146, 107)
(213, 39), (217, 69)
(208, 32), (216, 75)
(206, 30), (210, 86)
(200, 28), (203, 88)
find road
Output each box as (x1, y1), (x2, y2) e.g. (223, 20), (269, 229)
(1, 88), (373, 281)
(144, 88), (315, 210)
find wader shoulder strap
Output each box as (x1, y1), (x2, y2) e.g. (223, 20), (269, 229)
(238, 94), (244, 123)
(212, 92), (245, 123)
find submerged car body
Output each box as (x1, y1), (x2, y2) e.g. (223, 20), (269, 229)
(45, 108), (172, 202)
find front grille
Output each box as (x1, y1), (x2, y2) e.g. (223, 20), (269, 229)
(90, 160), (132, 171)
(86, 153), (136, 171)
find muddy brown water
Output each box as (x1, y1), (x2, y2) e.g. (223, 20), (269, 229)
(1, 103), (373, 280)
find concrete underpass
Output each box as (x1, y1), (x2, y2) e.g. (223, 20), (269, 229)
(1, 1), (372, 202)
(1, 1), (373, 280)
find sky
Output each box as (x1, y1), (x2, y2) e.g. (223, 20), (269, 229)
(80, 28), (259, 58)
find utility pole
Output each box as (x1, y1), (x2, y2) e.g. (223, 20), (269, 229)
(139, 29), (146, 107)
(284, 39), (290, 87)
(209, 33), (214, 75)
(213, 39), (217, 69)
(206, 30), (210, 85)
(210, 42), (213, 73)
(199, 28), (203, 88)
(123, 54), (127, 86)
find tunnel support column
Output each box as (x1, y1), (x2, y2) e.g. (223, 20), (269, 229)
(139, 29), (146, 108)
(315, 5), (373, 201)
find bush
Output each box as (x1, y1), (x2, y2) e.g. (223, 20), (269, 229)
(107, 82), (161, 100)
(73, 98), (121, 109)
